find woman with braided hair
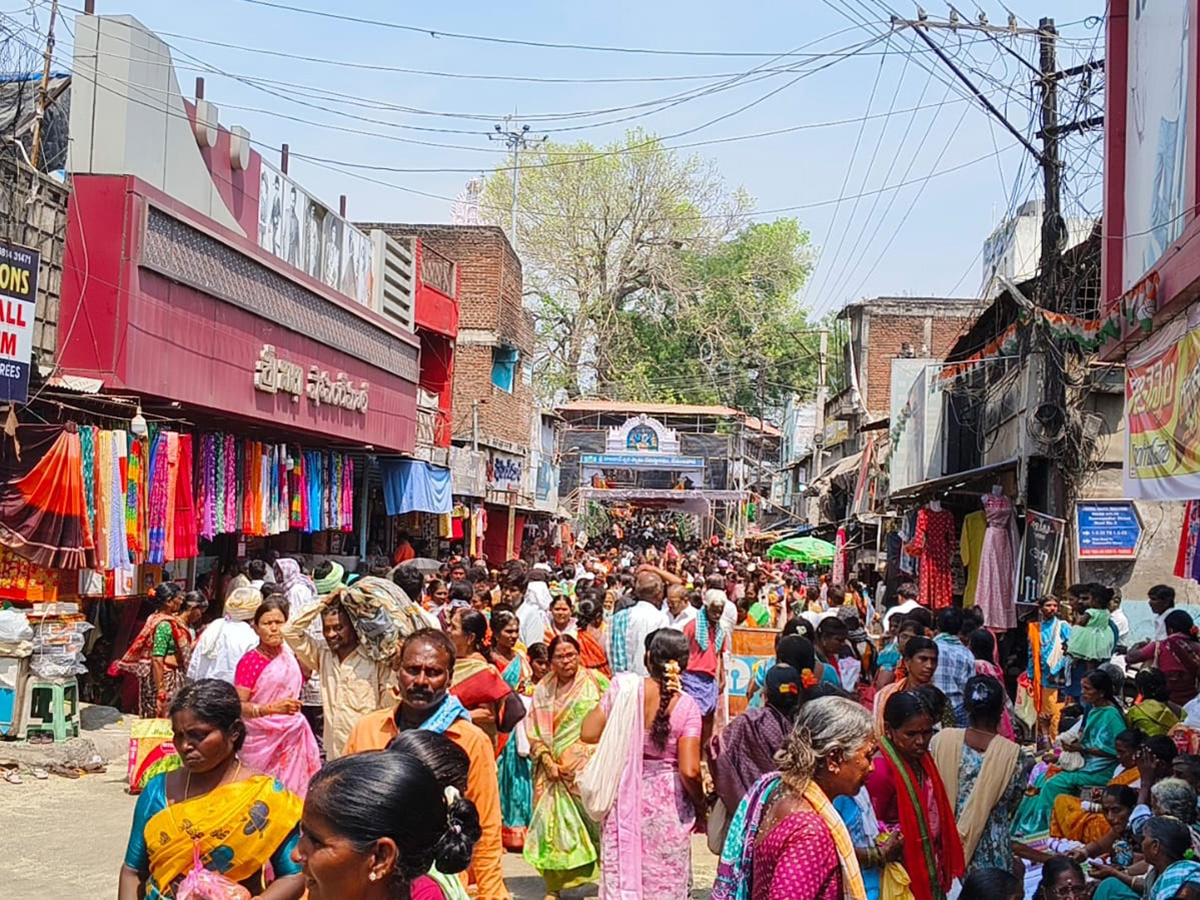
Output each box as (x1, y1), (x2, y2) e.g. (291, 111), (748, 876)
(582, 628), (705, 899)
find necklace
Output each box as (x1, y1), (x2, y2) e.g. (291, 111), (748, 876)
(183, 757), (243, 803)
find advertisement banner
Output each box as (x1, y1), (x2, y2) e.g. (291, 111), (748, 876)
(1124, 326), (1200, 499)
(1018, 511), (1065, 604)
(0, 240), (38, 404)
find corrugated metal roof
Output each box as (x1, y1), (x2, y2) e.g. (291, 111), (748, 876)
(556, 399), (781, 437)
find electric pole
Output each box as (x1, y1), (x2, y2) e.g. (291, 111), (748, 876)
(30, 0), (60, 170)
(490, 117), (546, 254)
(1037, 18), (1062, 314)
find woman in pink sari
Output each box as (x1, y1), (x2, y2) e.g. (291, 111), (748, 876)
(234, 596), (321, 798)
(581, 628), (705, 900)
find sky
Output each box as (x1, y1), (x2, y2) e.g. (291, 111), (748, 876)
(7, 0), (1106, 319)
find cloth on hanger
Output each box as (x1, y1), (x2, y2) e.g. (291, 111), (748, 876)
(94, 430), (112, 571)
(127, 435), (144, 560)
(0, 425), (97, 569)
(959, 509), (987, 608)
(110, 431), (132, 570)
(1176, 500), (1200, 583)
(906, 506), (955, 609)
(146, 432), (170, 565)
(975, 493), (1020, 630)
(80, 425), (96, 542)
(172, 434), (197, 561)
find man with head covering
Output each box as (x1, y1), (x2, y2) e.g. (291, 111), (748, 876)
(186, 586), (261, 684)
(313, 560), (345, 597)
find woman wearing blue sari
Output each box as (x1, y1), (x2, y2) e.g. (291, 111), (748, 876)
(489, 608), (534, 851)
(1013, 668), (1126, 837)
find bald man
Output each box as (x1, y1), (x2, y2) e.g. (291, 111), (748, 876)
(607, 571), (669, 676)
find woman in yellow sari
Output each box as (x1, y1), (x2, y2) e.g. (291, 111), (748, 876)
(118, 679), (305, 900)
(524, 634), (609, 898)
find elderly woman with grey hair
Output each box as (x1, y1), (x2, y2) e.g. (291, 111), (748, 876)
(1090, 814), (1200, 900)
(712, 696), (882, 900)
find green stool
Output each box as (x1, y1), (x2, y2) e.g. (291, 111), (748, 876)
(19, 675), (80, 742)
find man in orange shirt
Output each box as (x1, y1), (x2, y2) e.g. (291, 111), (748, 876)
(344, 629), (509, 900)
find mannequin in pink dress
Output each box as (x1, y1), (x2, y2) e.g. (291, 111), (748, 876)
(906, 500), (956, 609)
(974, 488), (1020, 630)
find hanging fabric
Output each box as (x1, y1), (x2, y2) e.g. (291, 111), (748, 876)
(0, 424), (97, 569)
(1176, 500), (1200, 583)
(171, 434), (197, 561)
(93, 430), (113, 571)
(110, 430), (132, 571)
(126, 434), (143, 561)
(224, 434), (239, 533)
(146, 432), (170, 565)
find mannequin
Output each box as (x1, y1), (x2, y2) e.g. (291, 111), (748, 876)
(975, 488), (1020, 630)
(906, 498), (955, 609)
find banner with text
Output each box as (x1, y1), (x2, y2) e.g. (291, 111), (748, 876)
(0, 240), (38, 404)
(1018, 510), (1065, 604)
(1125, 324), (1200, 500)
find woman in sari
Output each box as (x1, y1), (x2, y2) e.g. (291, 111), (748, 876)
(524, 634), (609, 898)
(1127, 610), (1200, 706)
(1051, 729), (1147, 845)
(872, 636), (940, 735)
(1091, 815), (1200, 900)
(448, 607), (523, 745)
(234, 597), (321, 798)
(867, 689), (966, 900)
(581, 628), (705, 900)
(489, 607), (534, 851)
(118, 679), (305, 900)
(1128, 669), (1183, 737)
(545, 596), (578, 645)
(1012, 668), (1127, 837)
(575, 597), (611, 677)
(712, 695), (891, 900)
(929, 675), (1028, 875)
(968, 630), (1016, 741)
(113, 582), (194, 718)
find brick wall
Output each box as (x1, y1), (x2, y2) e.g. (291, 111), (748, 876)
(450, 344), (535, 446)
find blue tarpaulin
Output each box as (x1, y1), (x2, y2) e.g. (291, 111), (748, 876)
(381, 460), (452, 515)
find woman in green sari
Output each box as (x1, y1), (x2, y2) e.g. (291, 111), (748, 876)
(1013, 668), (1127, 837)
(524, 634), (609, 899)
(1127, 668), (1182, 738)
(490, 607), (535, 851)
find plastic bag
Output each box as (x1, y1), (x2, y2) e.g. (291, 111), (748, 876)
(0, 609), (32, 643)
(177, 840), (251, 900)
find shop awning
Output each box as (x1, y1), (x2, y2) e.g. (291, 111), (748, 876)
(381, 460), (452, 515)
(808, 451), (864, 492)
(887, 456), (1019, 503)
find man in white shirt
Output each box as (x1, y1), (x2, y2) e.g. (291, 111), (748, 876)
(1150, 584), (1177, 641)
(664, 583), (697, 630)
(608, 571), (669, 676)
(187, 587), (261, 684)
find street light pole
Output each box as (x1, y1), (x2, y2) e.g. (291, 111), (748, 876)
(490, 117), (547, 254)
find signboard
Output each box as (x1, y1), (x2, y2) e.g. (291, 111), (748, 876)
(486, 451), (523, 493)
(0, 240), (37, 404)
(1018, 511), (1066, 604)
(1124, 324), (1200, 499)
(580, 453), (704, 470)
(1076, 501), (1143, 559)
(1122, 0), (1190, 292)
(824, 418), (851, 446)
(257, 162), (373, 307)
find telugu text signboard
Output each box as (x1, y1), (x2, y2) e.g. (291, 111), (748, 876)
(0, 240), (38, 404)
(1076, 501), (1142, 559)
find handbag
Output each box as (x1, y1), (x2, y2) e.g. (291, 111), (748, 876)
(1057, 750), (1086, 771)
(578, 673), (639, 820)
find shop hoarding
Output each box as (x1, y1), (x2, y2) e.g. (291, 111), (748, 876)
(1124, 309), (1200, 500)
(0, 239), (37, 404)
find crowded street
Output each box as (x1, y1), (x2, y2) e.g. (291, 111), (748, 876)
(1, 1), (1199, 899)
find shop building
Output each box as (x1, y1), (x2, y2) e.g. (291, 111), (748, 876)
(1098, 0), (1200, 614)
(366, 224), (536, 562)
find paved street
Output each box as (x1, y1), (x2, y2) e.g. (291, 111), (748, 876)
(0, 737), (716, 900)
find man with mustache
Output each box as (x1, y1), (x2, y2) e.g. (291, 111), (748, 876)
(344, 628), (508, 900)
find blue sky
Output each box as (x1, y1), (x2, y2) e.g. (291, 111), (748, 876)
(20, 0), (1104, 317)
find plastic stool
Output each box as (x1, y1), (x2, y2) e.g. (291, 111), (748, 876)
(18, 675), (80, 742)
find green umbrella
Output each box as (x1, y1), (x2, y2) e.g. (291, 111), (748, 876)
(766, 535), (836, 565)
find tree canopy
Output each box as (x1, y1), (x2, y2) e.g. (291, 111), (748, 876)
(482, 129), (821, 418)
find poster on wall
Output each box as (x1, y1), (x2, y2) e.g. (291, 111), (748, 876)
(1018, 510), (1065, 604)
(0, 239), (38, 404)
(1125, 318), (1200, 500)
(1123, 0), (1190, 290)
(257, 162), (372, 307)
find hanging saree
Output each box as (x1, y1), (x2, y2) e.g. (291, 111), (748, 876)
(870, 738), (964, 900)
(94, 429), (112, 570)
(524, 667), (608, 892)
(124, 772), (303, 899)
(497, 652), (533, 851)
(0, 424), (96, 569)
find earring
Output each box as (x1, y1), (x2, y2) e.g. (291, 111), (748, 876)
(369, 873), (378, 882)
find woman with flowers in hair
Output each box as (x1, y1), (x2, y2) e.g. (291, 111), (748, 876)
(1126, 609), (1200, 706)
(524, 634), (608, 898)
(582, 628), (705, 900)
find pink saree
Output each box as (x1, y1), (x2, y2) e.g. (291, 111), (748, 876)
(240, 645), (321, 798)
(599, 674), (645, 900)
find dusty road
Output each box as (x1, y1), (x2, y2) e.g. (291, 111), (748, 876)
(0, 752), (716, 900)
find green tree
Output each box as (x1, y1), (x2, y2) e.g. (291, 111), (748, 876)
(482, 129), (817, 413)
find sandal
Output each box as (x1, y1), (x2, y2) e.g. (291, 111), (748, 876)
(3, 769), (23, 784)
(30, 767), (48, 780)
(47, 764), (80, 779)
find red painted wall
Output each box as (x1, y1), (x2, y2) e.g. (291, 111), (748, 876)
(60, 175), (419, 453)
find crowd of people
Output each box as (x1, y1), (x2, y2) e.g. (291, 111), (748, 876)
(111, 539), (1200, 900)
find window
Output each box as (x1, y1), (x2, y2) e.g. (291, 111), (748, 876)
(491, 346), (519, 393)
